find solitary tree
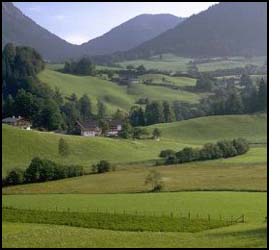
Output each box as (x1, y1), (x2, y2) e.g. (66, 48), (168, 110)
(152, 128), (161, 140)
(145, 170), (164, 192)
(58, 138), (70, 157)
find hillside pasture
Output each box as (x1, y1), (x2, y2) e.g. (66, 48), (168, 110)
(38, 69), (203, 113)
(2, 114), (267, 176)
(139, 74), (197, 87)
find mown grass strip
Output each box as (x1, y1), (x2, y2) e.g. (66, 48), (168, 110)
(2, 208), (236, 233)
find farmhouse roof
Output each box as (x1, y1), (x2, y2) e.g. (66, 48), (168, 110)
(76, 120), (99, 130)
(106, 119), (124, 126)
(2, 116), (30, 123)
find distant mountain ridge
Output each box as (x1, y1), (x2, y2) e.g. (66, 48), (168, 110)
(2, 3), (183, 61)
(2, 2), (81, 62)
(81, 14), (184, 56)
(110, 2), (267, 60)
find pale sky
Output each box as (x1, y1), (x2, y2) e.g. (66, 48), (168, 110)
(14, 2), (218, 45)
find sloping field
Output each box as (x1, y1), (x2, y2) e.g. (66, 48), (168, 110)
(2, 114), (267, 175)
(38, 69), (203, 113)
(38, 69), (134, 113)
(147, 114), (267, 144)
(2, 124), (186, 176)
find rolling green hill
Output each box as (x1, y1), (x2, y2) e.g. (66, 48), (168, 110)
(38, 69), (134, 113)
(2, 124), (186, 176)
(147, 114), (267, 144)
(38, 69), (203, 113)
(2, 114), (267, 176)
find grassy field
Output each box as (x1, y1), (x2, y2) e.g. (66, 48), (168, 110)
(38, 69), (203, 113)
(196, 57), (266, 72)
(2, 148), (266, 194)
(3, 207), (232, 233)
(147, 113), (267, 144)
(2, 124), (186, 176)
(38, 69), (134, 113)
(2, 114), (266, 175)
(2, 192), (266, 222)
(118, 55), (266, 73)
(119, 54), (192, 72)
(2, 222), (267, 248)
(139, 74), (197, 87)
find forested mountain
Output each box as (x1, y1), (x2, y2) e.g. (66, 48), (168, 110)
(2, 2), (81, 62)
(80, 14), (184, 56)
(110, 2), (267, 60)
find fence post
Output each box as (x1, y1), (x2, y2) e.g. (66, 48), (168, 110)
(208, 214), (210, 223)
(188, 212), (191, 221)
(242, 214), (245, 223)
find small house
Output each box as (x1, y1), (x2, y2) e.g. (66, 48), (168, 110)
(76, 120), (102, 136)
(2, 116), (32, 130)
(77, 119), (123, 137)
(106, 119), (123, 137)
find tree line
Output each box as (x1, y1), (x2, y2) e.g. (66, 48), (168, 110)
(129, 74), (267, 126)
(63, 57), (95, 76)
(160, 138), (249, 165)
(3, 157), (84, 186)
(2, 43), (115, 133)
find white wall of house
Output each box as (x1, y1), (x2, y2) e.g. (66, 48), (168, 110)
(81, 130), (96, 136)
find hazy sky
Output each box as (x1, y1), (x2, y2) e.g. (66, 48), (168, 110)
(14, 2), (217, 45)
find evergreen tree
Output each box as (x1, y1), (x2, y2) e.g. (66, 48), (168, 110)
(145, 101), (164, 125)
(97, 99), (106, 119)
(3, 94), (15, 117)
(225, 90), (244, 114)
(129, 106), (145, 126)
(79, 94), (92, 121)
(36, 99), (63, 130)
(162, 101), (175, 122)
(258, 78), (267, 111)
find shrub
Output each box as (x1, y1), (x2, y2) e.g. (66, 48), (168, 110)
(5, 168), (25, 185)
(232, 138), (249, 155)
(159, 149), (176, 158)
(145, 169), (164, 192)
(217, 140), (238, 158)
(91, 164), (97, 174)
(200, 143), (223, 160)
(175, 147), (198, 163)
(97, 160), (111, 173)
(164, 138), (249, 165)
(165, 155), (178, 165)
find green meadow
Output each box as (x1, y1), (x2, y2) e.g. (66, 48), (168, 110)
(38, 69), (203, 114)
(2, 192), (267, 222)
(2, 222), (267, 248)
(2, 113), (266, 175)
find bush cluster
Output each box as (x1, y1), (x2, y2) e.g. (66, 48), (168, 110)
(92, 160), (113, 174)
(3, 157), (84, 186)
(160, 138), (249, 165)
